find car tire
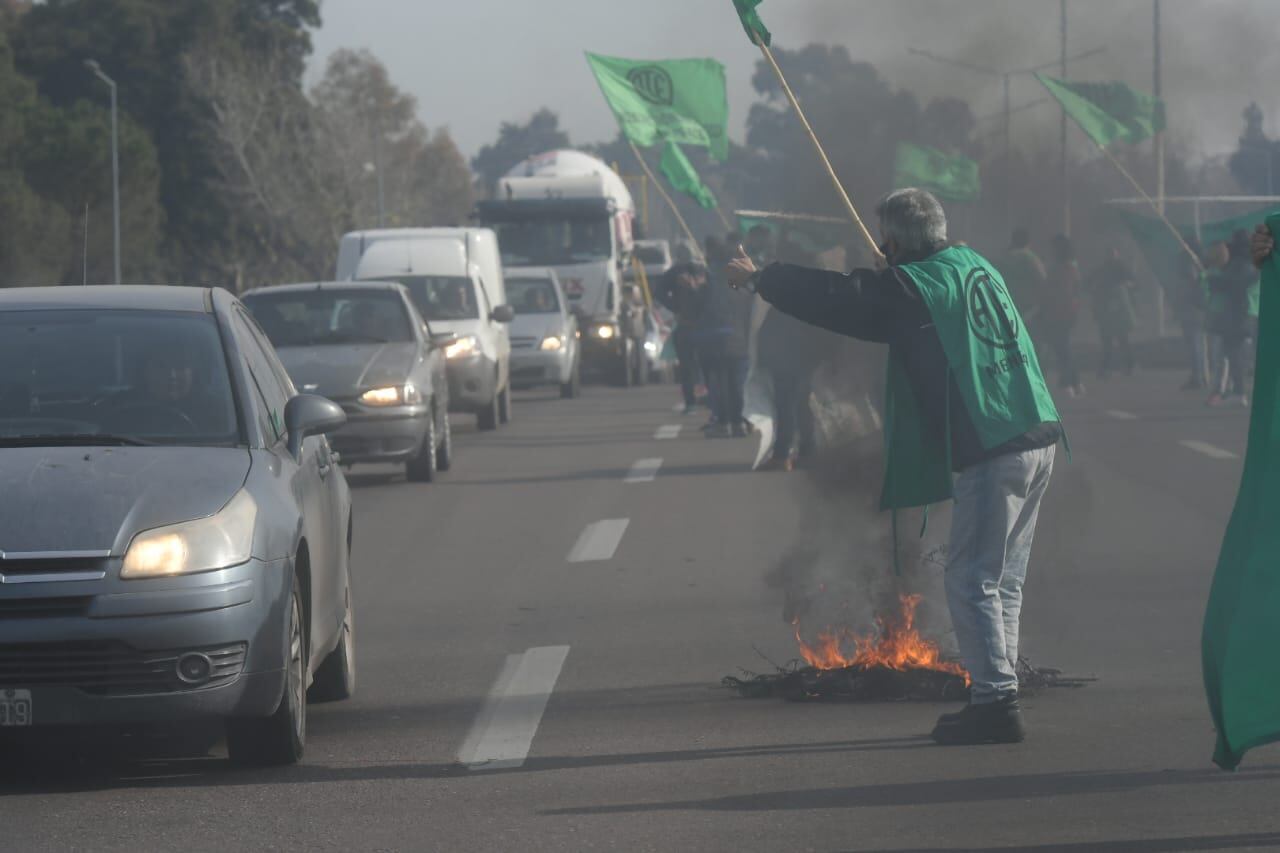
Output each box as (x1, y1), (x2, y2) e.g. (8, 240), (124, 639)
(226, 574), (306, 766)
(498, 381), (512, 425)
(617, 342), (633, 388)
(633, 345), (648, 387)
(477, 389), (499, 431)
(309, 580), (355, 703)
(405, 415), (438, 482)
(435, 405), (453, 471)
(560, 360), (580, 399)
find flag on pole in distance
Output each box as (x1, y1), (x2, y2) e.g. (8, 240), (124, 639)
(1036, 74), (1166, 149)
(1202, 211), (1280, 770)
(659, 141), (717, 210)
(732, 0), (771, 46)
(585, 53), (730, 161)
(892, 142), (980, 202)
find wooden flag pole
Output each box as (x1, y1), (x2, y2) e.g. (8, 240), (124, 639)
(754, 37), (884, 262)
(1095, 139), (1204, 272)
(628, 141), (706, 263)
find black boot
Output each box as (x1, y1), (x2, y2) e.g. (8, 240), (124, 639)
(931, 695), (1025, 745)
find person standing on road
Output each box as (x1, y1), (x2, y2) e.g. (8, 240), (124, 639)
(655, 252), (705, 415)
(1176, 238), (1209, 391)
(999, 228), (1047, 334)
(698, 236), (751, 438)
(727, 188), (1063, 745)
(1207, 230), (1258, 408)
(1043, 234), (1085, 398)
(1087, 246), (1138, 379)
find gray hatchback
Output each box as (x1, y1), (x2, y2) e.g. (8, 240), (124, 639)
(0, 286), (354, 766)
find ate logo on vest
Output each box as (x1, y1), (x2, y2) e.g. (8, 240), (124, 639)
(627, 66), (675, 106)
(964, 267), (1020, 348)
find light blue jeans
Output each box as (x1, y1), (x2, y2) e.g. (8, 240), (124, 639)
(945, 445), (1056, 704)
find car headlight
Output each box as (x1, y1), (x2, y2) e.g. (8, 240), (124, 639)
(592, 324), (616, 340)
(122, 490), (257, 579)
(643, 340), (658, 353)
(445, 335), (479, 359)
(359, 383), (420, 406)
(540, 335), (564, 352)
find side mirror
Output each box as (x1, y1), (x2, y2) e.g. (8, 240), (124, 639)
(430, 331), (458, 350)
(285, 394), (346, 458)
(491, 304), (515, 324)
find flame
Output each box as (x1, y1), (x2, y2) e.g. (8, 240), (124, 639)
(793, 594), (969, 681)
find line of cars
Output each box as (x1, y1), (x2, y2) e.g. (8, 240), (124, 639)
(0, 151), (676, 768)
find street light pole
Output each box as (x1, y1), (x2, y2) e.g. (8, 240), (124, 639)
(86, 59), (121, 285)
(1060, 0), (1070, 236)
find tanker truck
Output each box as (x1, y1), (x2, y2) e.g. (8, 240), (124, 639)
(477, 150), (649, 386)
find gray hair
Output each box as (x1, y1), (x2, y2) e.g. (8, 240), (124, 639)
(876, 188), (948, 254)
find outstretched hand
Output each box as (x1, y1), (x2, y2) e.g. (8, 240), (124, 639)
(1252, 223), (1274, 269)
(726, 245), (757, 290)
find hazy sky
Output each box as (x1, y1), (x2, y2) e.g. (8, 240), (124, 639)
(311, 0), (1279, 164)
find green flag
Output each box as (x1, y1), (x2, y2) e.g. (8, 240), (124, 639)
(586, 53), (730, 161)
(892, 142), (980, 202)
(1036, 74), (1166, 148)
(659, 141), (717, 210)
(1203, 211), (1280, 770)
(732, 0), (771, 46)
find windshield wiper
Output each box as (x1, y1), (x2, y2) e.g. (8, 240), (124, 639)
(0, 433), (155, 447)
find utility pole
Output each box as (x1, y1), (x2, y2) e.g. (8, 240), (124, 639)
(85, 59), (121, 285)
(1153, 0), (1167, 335)
(1060, 0), (1070, 236)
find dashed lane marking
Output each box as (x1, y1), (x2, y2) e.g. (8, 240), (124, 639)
(625, 458), (663, 483)
(457, 645), (570, 771)
(567, 519), (630, 562)
(1106, 410), (1139, 420)
(1180, 439), (1238, 460)
(654, 425), (682, 440)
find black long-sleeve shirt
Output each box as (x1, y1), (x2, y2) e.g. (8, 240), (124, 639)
(754, 261), (1061, 470)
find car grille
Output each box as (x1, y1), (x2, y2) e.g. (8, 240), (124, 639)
(511, 336), (539, 350)
(0, 641), (247, 695)
(0, 555), (110, 583)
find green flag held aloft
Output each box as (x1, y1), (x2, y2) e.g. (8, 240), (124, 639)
(1203, 211), (1280, 770)
(586, 53), (730, 161)
(893, 143), (980, 202)
(732, 0), (771, 46)
(659, 141), (717, 210)
(1036, 73), (1166, 149)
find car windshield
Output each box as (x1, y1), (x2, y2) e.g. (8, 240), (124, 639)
(0, 310), (240, 447)
(507, 278), (561, 315)
(492, 218), (612, 266)
(378, 276), (479, 321)
(635, 245), (668, 266)
(244, 289), (414, 347)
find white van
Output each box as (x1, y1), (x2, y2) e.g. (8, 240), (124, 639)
(337, 228), (514, 430)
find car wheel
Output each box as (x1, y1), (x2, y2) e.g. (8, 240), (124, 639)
(309, 580), (355, 703)
(616, 342), (633, 388)
(477, 386), (499, 431)
(435, 405), (453, 471)
(633, 345), (649, 387)
(498, 381), (512, 425)
(226, 574), (306, 766)
(405, 414), (438, 482)
(560, 360), (580, 399)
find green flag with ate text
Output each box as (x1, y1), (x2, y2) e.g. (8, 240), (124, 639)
(660, 141), (717, 209)
(732, 0), (771, 46)
(586, 53), (730, 161)
(893, 142), (980, 202)
(1203, 212), (1280, 769)
(1036, 74), (1166, 149)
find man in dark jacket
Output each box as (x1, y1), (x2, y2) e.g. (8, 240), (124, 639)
(654, 256), (706, 414)
(727, 188), (1063, 745)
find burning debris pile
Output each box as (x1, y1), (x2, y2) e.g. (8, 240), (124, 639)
(724, 595), (1094, 702)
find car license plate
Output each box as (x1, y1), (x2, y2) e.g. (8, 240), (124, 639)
(0, 689), (32, 726)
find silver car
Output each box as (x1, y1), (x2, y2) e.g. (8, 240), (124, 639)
(243, 282), (453, 482)
(505, 269), (581, 398)
(0, 286), (353, 766)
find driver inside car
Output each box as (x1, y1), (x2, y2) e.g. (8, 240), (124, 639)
(104, 340), (226, 435)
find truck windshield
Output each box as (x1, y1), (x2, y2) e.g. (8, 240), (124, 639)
(493, 219), (612, 266)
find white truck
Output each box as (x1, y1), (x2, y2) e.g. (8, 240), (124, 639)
(477, 150), (648, 386)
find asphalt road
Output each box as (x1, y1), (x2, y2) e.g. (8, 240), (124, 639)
(3, 368), (1280, 853)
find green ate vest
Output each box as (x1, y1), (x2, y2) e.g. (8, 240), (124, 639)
(880, 245), (1061, 511)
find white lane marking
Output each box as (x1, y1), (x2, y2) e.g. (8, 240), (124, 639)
(458, 645), (570, 771)
(654, 424), (682, 440)
(625, 458), (663, 483)
(671, 402), (685, 413)
(1106, 410), (1139, 421)
(567, 519), (630, 562)
(1180, 439), (1238, 460)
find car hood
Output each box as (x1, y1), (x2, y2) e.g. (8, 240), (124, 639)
(0, 447), (251, 554)
(276, 343), (418, 397)
(510, 314), (565, 341)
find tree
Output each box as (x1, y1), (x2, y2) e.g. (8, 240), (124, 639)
(1229, 102), (1280, 196)
(471, 108), (570, 195)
